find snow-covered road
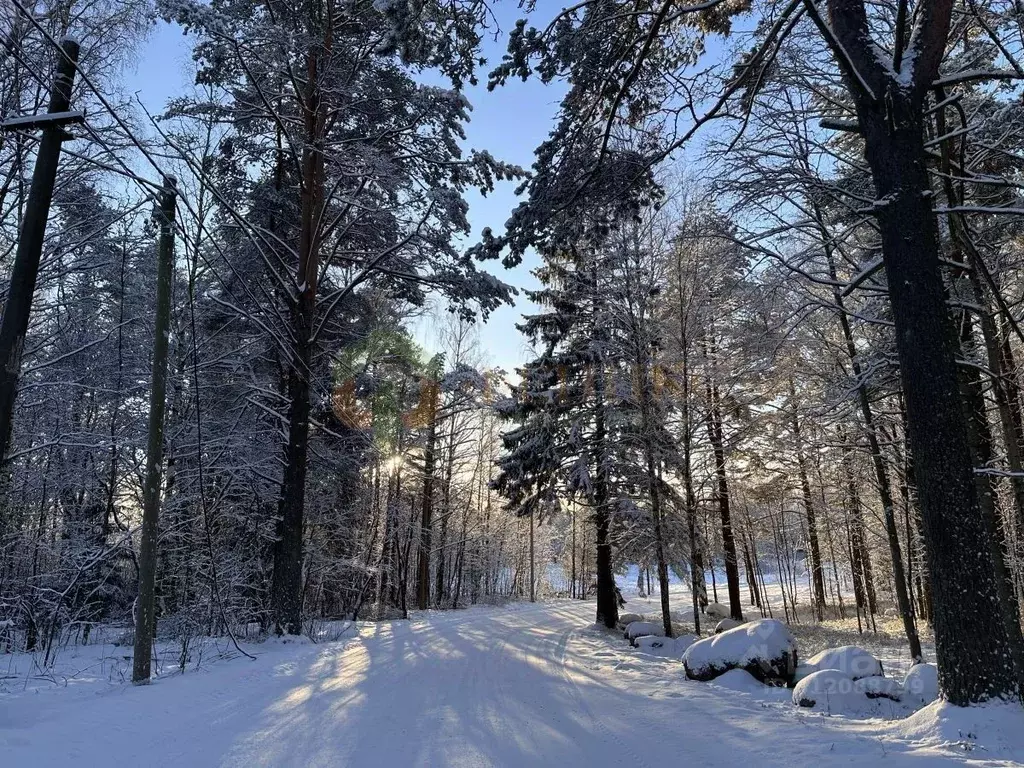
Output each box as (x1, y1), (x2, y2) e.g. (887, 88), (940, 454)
(3, 599), (1019, 766)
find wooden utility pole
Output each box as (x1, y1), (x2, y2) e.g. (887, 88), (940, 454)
(133, 177), (178, 685)
(0, 39), (83, 467)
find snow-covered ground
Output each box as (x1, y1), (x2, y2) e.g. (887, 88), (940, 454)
(2, 589), (1022, 767)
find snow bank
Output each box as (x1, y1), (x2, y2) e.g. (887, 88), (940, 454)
(705, 602), (731, 621)
(625, 621), (663, 644)
(889, 699), (1024, 759)
(792, 669), (875, 715)
(683, 618), (797, 686)
(805, 645), (883, 680)
(902, 663), (939, 706)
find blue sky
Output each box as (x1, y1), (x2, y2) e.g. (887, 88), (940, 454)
(125, 7), (559, 376)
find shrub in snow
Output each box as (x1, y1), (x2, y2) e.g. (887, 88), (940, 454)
(854, 675), (903, 702)
(792, 669), (874, 715)
(705, 603), (731, 621)
(805, 645), (883, 680)
(715, 618), (744, 634)
(617, 612), (644, 629)
(902, 663), (939, 706)
(625, 621), (663, 644)
(683, 618), (798, 686)
(670, 621), (691, 638)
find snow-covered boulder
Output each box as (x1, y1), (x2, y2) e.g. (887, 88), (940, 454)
(805, 646), (883, 680)
(624, 621), (663, 644)
(672, 634), (699, 657)
(617, 612), (644, 629)
(634, 635), (673, 656)
(715, 618), (744, 634)
(793, 662), (817, 685)
(790, 671), (872, 716)
(903, 663), (939, 706)
(705, 602), (731, 621)
(683, 618), (798, 686)
(709, 668), (767, 693)
(793, 669), (873, 715)
(854, 675), (903, 702)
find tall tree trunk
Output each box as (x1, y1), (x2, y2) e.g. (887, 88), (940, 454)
(132, 179), (177, 683)
(819, 218), (919, 657)
(271, 39), (328, 636)
(593, 349), (618, 629)
(705, 375), (742, 620)
(677, 275), (706, 630)
(788, 379), (826, 621)
(416, 381), (439, 610)
(956, 305), (1024, 690)
(829, 20), (1019, 694)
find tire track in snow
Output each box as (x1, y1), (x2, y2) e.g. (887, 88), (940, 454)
(555, 620), (655, 768)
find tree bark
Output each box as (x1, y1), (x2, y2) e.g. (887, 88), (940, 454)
(132, 179), (177, 683)
(593, 349), (618, 629)
(826, 6), (1018, 693)
(705, 376), (742, 620)
(271, 38), (328, 635)
(789, 379), (826, 621)
(416, 380), (439, 610)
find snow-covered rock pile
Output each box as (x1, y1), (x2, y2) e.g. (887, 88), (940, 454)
(618, 606), (950, 727)
(792, 669), (879, 715)
(792, 645), (918, 717)
(682, 619), (798, 686)
(853, 675), (903, 702)
(624, 621), (663, 645)
(804, 645), (884, 680)
(634, 634), (700, 659)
